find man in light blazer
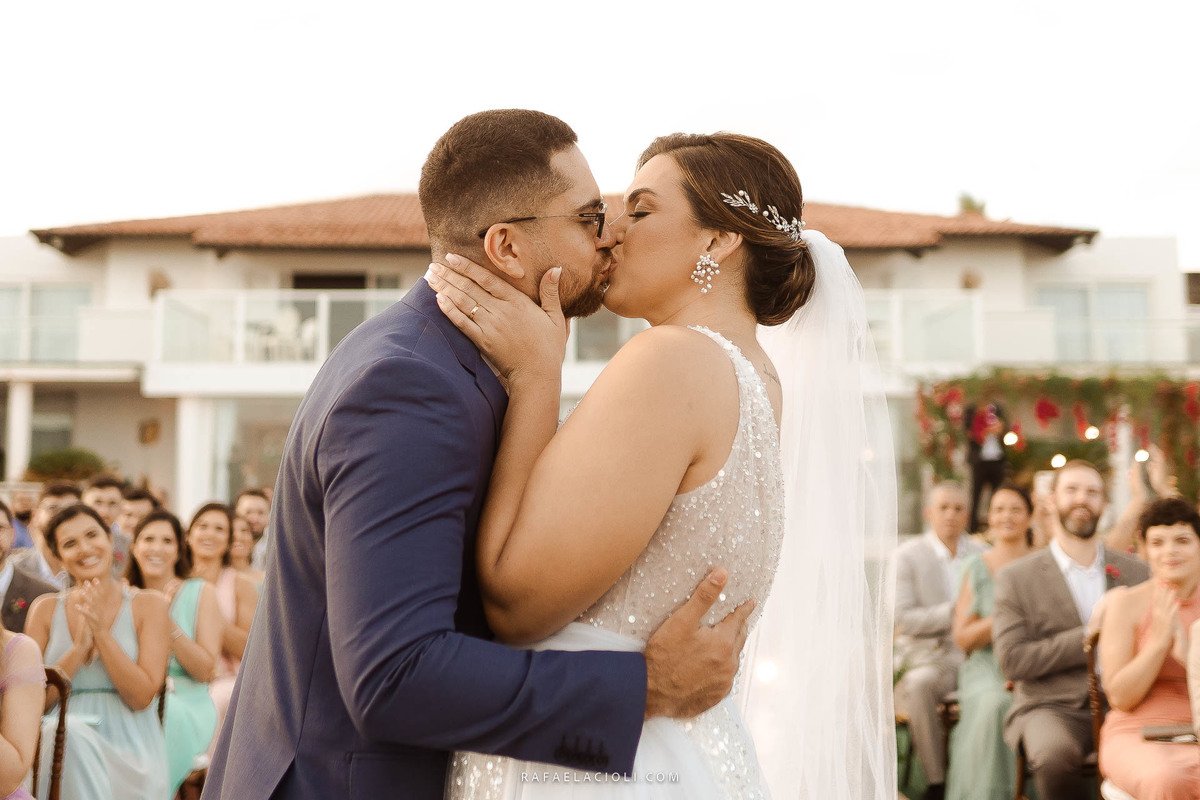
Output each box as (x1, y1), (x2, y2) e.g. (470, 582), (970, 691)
(895, 482), (986, 800)
(994, 460), (1148, 800)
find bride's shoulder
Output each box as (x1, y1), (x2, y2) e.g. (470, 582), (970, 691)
(594, 325), (734, 404)
(612, 325), (728, 369)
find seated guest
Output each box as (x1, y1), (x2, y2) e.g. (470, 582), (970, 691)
(127, 511), (221, 797)
(946, 484), (1033, 800)
(0, 501), (57, 634)
(8, 484), (81, 590)
(5, 490), (35, 550)
(183, 503), (258, 730)
(1098, 497), (1200, 799)
(995, 459), (1148, 800)
(895, 482), (986, 800)
(232, 489), (271, 571)
(0, 620), (44, 800)
(24, 503), (170, 800)
(229, 516), (265, 587)
(116, 488), (159, 540)
(83, 475), (130, 579)
(1191, 617), (1200, 737)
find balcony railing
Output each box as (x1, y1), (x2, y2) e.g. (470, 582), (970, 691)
(120, 287), (1200, 381)
(153, 289), (647, 367)
(864, 289), (1200, 371)
(0, 315), (86, 362)
(154, 290), (408, 364)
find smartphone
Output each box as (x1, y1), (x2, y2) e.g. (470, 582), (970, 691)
(1138, 459), (1158, 499)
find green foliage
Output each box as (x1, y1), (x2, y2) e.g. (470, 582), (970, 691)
(917, 369), (1200, 498)
(24, 448), (107, 482)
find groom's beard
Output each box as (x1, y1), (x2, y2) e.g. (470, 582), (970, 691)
(554, 256), (611, 320)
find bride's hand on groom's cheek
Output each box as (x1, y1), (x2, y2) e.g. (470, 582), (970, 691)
(642, 567), (755, 720)
(429, 254), (567, 387)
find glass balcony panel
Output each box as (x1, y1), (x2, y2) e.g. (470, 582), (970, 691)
(29, 286), (90, 361)
(900, 293), (976, 362)
(0, 288), (20, 361)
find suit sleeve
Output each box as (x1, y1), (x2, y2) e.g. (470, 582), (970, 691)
(894, 550), (953, 637)
(993, 565), (1086, 681)
(320, 356), (646, 774)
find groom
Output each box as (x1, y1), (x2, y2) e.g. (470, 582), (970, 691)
(202, 109), (752, 799)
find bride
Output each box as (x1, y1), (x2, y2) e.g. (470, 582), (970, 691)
(427, 132), (897, 799)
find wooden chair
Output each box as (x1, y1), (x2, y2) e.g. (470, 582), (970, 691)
(178, 761), (209, 800)
(937, 690), (961, 774)
(30, 665), (72, 800)
(157, 680), (167, 725)
(1012, 629), (1103, 800)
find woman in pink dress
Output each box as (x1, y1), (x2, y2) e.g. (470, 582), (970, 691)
(1099, 496), (1200, 800)
(0, 626), (43, 800)
(183, 503), (258, 734)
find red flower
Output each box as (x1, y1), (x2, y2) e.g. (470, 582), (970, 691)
(1105, 564), (1121, 581)
(1185, 397), (1200, 424)
(1034, 397), (1061, 430)
(9, 598), (27, 613)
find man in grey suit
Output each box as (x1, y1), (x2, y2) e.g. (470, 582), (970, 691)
(895, 482), (985, 800)
(994, 459), (1148, 800)
(0, 499), (57, 632)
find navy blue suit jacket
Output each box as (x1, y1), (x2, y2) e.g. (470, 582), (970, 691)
(202, 281), (647, 799)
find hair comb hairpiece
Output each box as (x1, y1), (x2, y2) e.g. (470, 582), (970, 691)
(721, 190), (806, 242)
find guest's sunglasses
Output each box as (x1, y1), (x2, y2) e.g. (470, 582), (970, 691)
(477, 202), (607, 240)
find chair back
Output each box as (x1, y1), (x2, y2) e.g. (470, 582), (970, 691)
(31, 665), (72, 800)
(157, 680), (167, 725)
(1085, 629), (1105, 750)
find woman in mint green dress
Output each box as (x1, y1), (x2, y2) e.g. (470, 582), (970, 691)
(127, 510), (222, 798)
(946, 484), (1033, 800)
(25, 504), (171, 800)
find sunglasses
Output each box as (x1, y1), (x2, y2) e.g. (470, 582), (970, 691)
(477, 202), (607, 240)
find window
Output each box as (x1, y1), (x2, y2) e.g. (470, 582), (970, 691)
(1034, 283), (1149, 362)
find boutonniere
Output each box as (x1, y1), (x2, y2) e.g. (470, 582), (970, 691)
(8, 597), (28, 614)
(1105, 564), (1121, 582)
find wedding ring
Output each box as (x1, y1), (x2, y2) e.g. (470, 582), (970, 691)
(469, 305), (480, 318)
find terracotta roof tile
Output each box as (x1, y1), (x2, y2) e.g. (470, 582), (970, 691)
(31, 194), (1096, 255)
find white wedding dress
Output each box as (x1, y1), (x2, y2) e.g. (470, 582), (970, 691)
(448, 325), (785, 799)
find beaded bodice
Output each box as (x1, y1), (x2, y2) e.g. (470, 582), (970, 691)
(578, 325), (785, 641)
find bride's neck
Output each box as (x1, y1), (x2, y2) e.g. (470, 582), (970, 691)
(652, 288), (758, 342)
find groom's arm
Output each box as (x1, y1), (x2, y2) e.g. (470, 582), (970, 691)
(320, 354), (646, 774)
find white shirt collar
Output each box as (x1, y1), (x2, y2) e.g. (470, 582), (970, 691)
(924, 530), (966, 561)
(1050, 538), (1104, 574)
(0, 559), (14, 597)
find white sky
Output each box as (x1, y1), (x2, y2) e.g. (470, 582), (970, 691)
(2, 0), (1197, 267)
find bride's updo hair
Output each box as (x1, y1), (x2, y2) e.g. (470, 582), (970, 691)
(637, 133), (815, 326)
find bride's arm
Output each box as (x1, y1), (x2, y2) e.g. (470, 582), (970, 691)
(432, 262), (733, 642)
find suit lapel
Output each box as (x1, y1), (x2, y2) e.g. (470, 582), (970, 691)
(402, 280), (508, 437)
(1034, 550), (1085, 626)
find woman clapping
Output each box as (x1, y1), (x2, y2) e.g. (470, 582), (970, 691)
(128, 510), (221, 797)
(1099, 497), (1200, 799)
(24, 503), (170, 800)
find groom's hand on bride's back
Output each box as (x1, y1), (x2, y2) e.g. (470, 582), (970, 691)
(643, 567), (755, 719)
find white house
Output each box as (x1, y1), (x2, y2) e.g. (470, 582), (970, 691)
(2, 194), (1189, 529)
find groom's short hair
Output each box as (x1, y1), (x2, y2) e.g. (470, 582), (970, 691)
(419, 109), (577, 252)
